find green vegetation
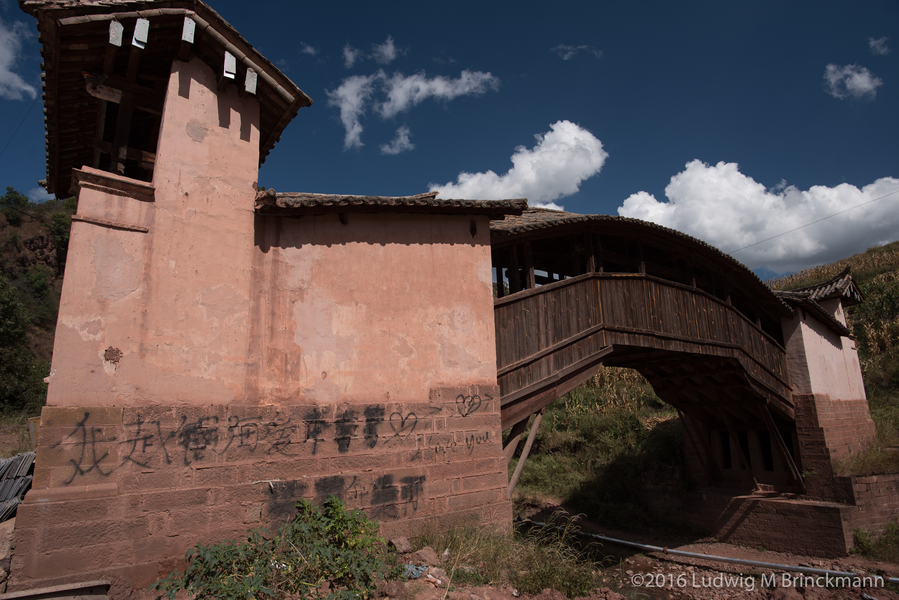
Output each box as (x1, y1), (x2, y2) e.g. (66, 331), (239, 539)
(0, 186), (74, 417)
(415, 516), (600, 598)
(853, 521), (899, 563)
(153, 496), (403, 600)
(509, 367), (687, 531)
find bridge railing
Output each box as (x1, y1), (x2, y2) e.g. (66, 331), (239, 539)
(495, 272), (792, 424)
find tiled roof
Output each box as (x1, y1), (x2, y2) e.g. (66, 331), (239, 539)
(491, 208), (793, 317)
(774, 290), (853, 338)
(791, 266), (864, 307)
(256, 190), (527, 217)
(489, 207), (591, 234)
(20, 0), (312, 194)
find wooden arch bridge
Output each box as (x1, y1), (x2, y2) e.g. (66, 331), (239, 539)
(491, 208), (806, 494)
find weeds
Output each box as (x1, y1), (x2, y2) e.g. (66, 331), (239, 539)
(508, 367), (684, 530)
(853, 521), (899, 562)
(152, 496), (401, 600)
(414, 513), (599, 597)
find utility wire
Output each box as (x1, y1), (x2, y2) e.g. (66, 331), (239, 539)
(728, 187), (899, 255)
(0, 94), (39, 161)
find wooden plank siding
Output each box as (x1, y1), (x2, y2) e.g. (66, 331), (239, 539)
(495, 273), (793, 428)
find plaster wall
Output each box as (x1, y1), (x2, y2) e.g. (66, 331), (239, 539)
(782, 308), (865, 400)
(45, 56), (497, 408)
(782, 306), (874, 463)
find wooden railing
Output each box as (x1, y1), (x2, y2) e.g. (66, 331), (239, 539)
(495, 273), (792, 427)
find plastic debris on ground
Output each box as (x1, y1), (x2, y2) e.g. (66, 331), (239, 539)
(404, 564), (429, 579)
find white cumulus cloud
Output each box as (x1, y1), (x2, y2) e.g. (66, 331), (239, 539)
(300, 43), (318, 56)
(869, 36), (891, 56)
(372, 35), (399, 64)
(430, 120), (608, 205)
(618, 160), (899, 273)
(326, 72), (383, 149)
(0, 17), (37, 100)
(550, 44), (602, 60)
(343, 44), (360, 68)
(326, 69), (499, 149)
(380, 125), (414, 155)
(377, 70), (500, 118)
(27, 186), (52, 202)
(823, 63), (882, 99)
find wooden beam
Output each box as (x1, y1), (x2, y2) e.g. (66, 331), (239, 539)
(497, 324), (605, 377)
(510, 245), (521, 293)
(677, 408), (715, 485)
(508, 409), (544, 498)
(109, 22), (145, 175)
(758, 404), (806, 494)
(524, 241), (535, 289)
(503, 416), (530, 466)
(585, 232), (596, 273)
(91, 21), (122, 168)
(501, 388), (556, 432)
(716, 407), (759, 490)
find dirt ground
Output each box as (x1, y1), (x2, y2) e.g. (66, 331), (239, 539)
(391, 500), (899, 600)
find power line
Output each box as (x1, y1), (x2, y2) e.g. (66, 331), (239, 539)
(0, 94), (39, 161)
(727, 187), (899, 255)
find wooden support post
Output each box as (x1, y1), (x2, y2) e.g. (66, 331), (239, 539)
(717, 407), (758, 490)
(758, 404), (806, 494)
(503, 416), (530, 466)
(677, 408), (714, 486)
(510, 246), (521, 293)
(109, 19), (147, 175)
(585, 232), (595, 273)
(91, 21), (122, 168)
(637, 240), (646, 275)
(524, 242), (536, 289)
(594, 233), (603, 274)
(508, 409), (545, 499)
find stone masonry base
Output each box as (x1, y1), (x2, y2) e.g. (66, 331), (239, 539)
(8, 386), (512, 598)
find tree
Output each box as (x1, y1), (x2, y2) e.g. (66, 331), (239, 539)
(0, 273), (48, 413)
(0, 187), (30, 227)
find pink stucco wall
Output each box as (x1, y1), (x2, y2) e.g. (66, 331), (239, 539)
(782, 306), (865, 400)
(782, 303), (875, 462)
(46, 56), (497, 408)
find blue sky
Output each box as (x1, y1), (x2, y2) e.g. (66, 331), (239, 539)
(1, 0), (897, 275)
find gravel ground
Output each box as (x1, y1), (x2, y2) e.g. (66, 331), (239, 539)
(390, 500), (899, 600)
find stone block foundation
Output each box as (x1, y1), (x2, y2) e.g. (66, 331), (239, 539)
(8, 386), (511, 596)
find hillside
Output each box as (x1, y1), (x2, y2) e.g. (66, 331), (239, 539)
(0, 187), (72, 416)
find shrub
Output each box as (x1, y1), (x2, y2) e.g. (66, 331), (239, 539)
(152, 496), (400, 600)
(852, 521), (899, 562)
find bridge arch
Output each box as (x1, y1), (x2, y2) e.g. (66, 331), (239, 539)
(491, 208), (804, 492)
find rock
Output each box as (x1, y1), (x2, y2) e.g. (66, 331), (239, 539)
(375, 580), (409, 600)
(390, 537), (413, 554)
(431, 568), (448, 582)
(770, 587), (803, 600)
(412, 546), (441, 567)
(0, 520), (15, 562)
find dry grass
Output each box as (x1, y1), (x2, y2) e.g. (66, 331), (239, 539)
(413, 514), (600, 597)
(767, 241), (899, 290)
